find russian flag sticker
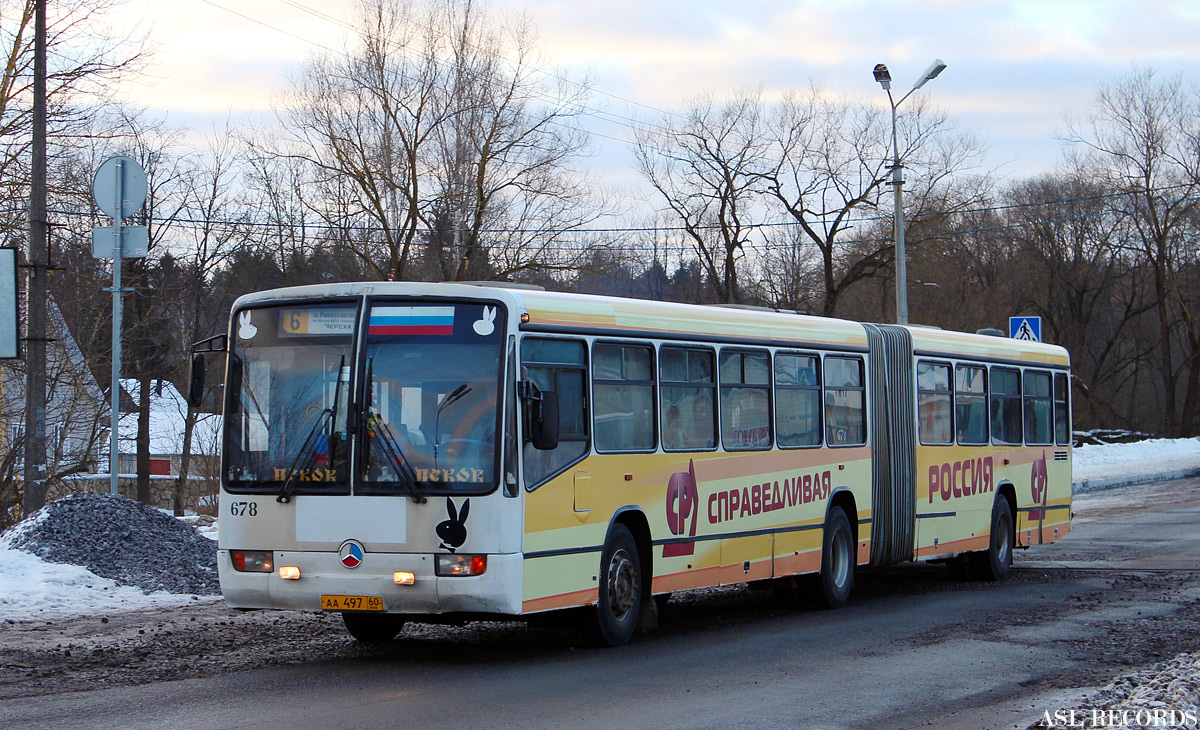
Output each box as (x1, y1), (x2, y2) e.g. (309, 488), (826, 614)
(369, 306), (455, 336)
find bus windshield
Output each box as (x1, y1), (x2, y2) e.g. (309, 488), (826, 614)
(225, 303), (356, 491)
(361, 301), (505, 495)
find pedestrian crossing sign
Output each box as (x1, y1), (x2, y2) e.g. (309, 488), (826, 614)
(1009, 316), (1042, 342)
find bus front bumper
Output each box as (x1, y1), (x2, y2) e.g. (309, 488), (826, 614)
(218, 550), (522, 616)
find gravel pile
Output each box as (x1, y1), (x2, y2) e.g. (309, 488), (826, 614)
(1031, 652), (1200, 729)
(0, 493), (219, 596)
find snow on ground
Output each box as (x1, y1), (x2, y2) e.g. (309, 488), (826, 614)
(0, 438), (1198, 625)
(0, 494), (221, 622)
(0, 548), (212, 621)
(1072, 437), (1200, 484)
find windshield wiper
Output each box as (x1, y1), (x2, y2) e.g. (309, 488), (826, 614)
(276, 407), (333, 504)
(434, 384), (472, 469)
(367, 415), (428, 504)
(364, 356), (427, 504)
(277, 355), (346, 504)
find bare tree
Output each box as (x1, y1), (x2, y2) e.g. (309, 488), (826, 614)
(758, 88), (984, 317)
(269, 0), (605, 283)
(633, 91), (768, 304)
(0, 0), (147, 239)
(1065, 68), (1200, 435)
(427, 2), (607, 282)
(166, 127), (248, 514)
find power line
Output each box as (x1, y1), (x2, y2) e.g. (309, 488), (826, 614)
(33, 180), (1197, 238)
(31, 186), (1199, 256)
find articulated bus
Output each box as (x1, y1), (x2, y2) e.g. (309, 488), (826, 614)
(191, 282), (1072, 646)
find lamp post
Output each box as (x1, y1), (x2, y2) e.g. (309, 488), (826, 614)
(873, 59), (946, 325)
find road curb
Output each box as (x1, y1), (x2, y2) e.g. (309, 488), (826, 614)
(1072, 467), (1200, 494)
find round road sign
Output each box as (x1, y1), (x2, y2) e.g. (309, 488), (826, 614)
(92, 155), (148, 221)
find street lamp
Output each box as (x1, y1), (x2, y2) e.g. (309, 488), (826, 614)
(874, 59), (946, 325)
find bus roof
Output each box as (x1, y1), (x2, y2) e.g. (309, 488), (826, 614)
(231, 282), (1069, 367)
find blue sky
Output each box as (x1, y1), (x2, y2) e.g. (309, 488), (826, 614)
(124, 0), (1200, 188)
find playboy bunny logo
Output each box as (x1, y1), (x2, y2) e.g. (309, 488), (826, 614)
(237, 311), (258, 340)
(472, 307), (496, 336)
(436, 497), (470, 553)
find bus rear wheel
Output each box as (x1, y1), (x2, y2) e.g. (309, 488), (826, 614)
(584, 523), (642, 647)
(971, 498), (1014, 581)
(811, 506), (854, 609)
(342, 613), (405, 643)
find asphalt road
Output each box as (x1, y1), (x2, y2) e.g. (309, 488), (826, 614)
(4, 477), (1200, 730)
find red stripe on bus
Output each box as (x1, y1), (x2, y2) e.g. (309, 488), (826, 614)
(368, 325), (454, 335)
(522, 587), (598, 613)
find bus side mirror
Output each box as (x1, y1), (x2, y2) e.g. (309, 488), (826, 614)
(188, 334), (228, 409)
(188, 354), (206, 408)
(519, 379), (560, 450)
(531, 391), (560, 451)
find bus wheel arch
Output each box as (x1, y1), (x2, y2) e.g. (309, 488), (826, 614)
(585, 509), (651, 647)
(826, 488), (859, 550)
(971, 485), (1016, 581)
(810, 490), (857, 610)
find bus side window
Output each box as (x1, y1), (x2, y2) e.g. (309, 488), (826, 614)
(1024, 370), (1053, 445)
(990, 367), (1022, 445)
(719, 349), (772, 450)
(955, 364), (987, 445)
(775, 352), (821, 448)
(521, 338), (588, 489)
(660, 347), (717, 451)
(825, 356), (866, 446)
(1054, 372), (1071, 446)
(917, 361), (952, 445)
(593, 342), (655, 452)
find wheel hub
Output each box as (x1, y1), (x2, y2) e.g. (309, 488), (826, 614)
(607, 548), (637, 621)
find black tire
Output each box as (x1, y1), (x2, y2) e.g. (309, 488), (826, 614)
(342, 613), (405, 643)
(970, 498), (1014, 581)
(811, 506), (854, 609)
(585, 523), (643, 647)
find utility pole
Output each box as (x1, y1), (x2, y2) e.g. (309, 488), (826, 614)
(872, 59), (947, 325)
(22, 0), (48, 517)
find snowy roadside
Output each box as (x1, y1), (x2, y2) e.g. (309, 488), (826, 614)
(0, 493), (221, 622)
(1072, 437), (1200, 492)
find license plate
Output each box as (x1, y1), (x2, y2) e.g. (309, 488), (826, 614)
(321, 594), (383, 611)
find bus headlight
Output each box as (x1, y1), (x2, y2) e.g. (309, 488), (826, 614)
(436, 554), (487, 576)
(231, 550), (273, 572)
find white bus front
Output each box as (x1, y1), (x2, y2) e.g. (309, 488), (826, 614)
(216, 295), (523, 640)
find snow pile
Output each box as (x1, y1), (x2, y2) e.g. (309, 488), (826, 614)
(178, 513), (220, 541)
(0, 492), (219, 596)
(0, 548), (207, 620)
(1073, 437), (1200, 485)
(1031, 652), (1200, 728)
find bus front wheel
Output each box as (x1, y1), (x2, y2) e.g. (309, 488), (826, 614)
(342, 613), (405, 643)
(811, 506), (854, 609)
(585, 523), (643, 647)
